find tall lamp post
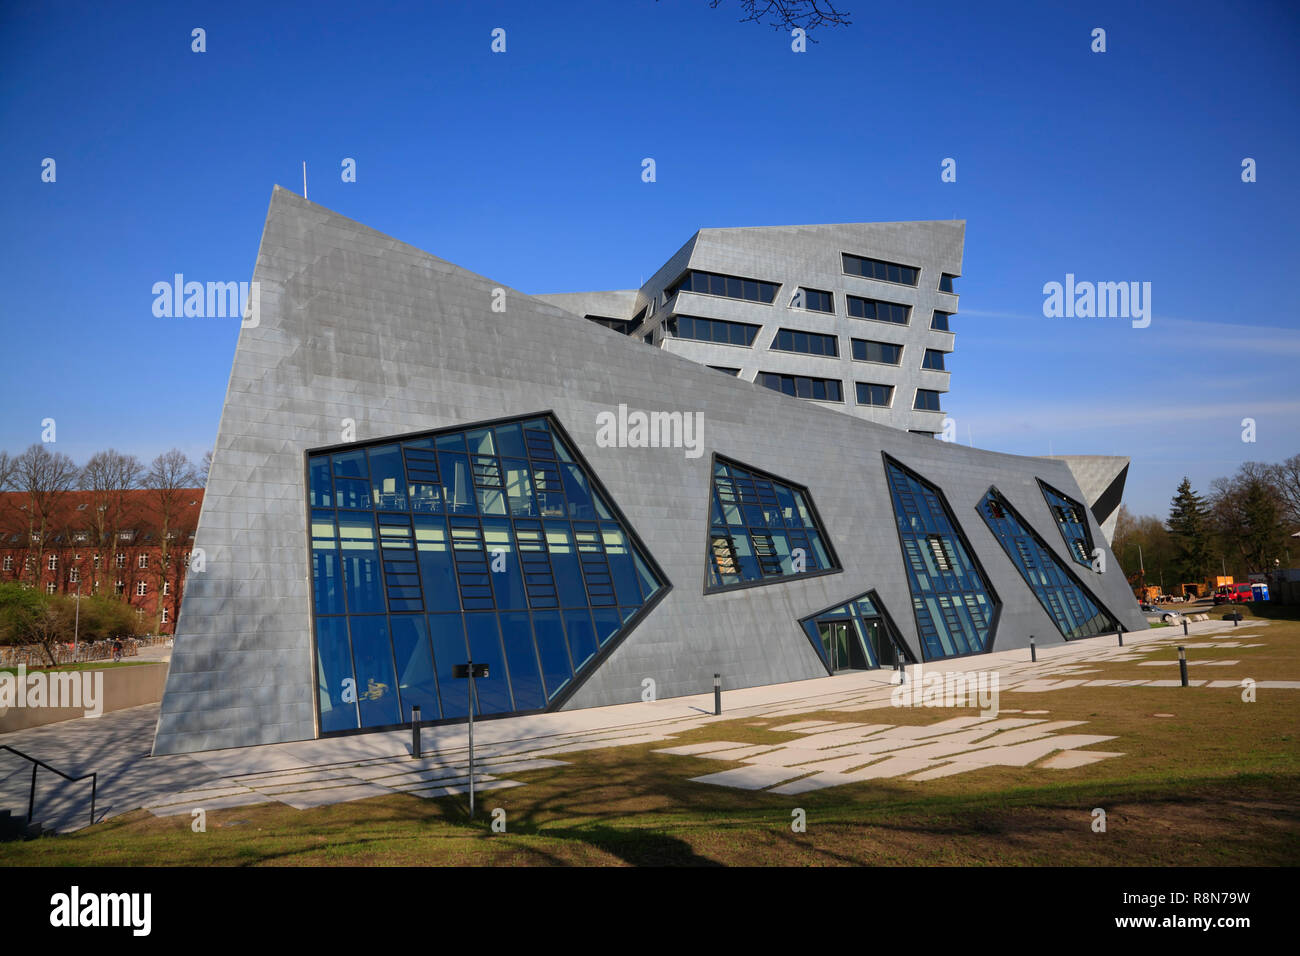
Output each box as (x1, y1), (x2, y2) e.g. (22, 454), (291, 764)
(72, 581), (82, 662)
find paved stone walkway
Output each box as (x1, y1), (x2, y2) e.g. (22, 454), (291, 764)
(0, 619), (1283, 829)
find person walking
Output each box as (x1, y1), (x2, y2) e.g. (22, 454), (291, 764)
(112, 637), (123, 663)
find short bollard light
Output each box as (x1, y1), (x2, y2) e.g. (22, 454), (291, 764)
(410, 705), (421, 758)
(1233, 612), (1240, 627)
(898, 656), (907, 685)
(1182, 619), (1189, 636)
(1178, 645), (1189, 687)
(1117, 626), (1124, 647)
(1030, 635), (1037, 663)
(714, 673), (721, 716)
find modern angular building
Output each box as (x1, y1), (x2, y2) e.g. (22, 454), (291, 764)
(537, 220), (964, 436)
(151, 188), (1145, 756)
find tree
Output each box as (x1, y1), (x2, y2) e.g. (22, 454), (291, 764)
(1239, 478), (1288, 573)
(198, 449), (213, 486)
(0, 583), (61, 664)
(0, 450), (14, 492)
(80, 449), (144, 597)
(1167, 477), (1214, 586)
(1209, 460), (1294, 577)
(1266, 453), (1300, 531)
(143, 449), (196, 633)
(8, 444), (80, 589)
(666, 0), (852, 35)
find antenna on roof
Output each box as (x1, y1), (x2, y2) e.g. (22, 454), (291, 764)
(303, 162), (308, 200)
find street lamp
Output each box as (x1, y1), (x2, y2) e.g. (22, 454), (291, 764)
(72, 581), (82, 662)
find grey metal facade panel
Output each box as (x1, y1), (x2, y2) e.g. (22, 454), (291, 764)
(533, 290), (640, 322)
(604, 220), (966, 432)
(1040, 455), (1132, 544)
(152, 188), (1143, 755)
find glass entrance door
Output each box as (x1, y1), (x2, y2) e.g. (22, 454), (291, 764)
(817, 619), (870, 671)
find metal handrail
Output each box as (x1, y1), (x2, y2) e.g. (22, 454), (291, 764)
(0, 745), (97, 830)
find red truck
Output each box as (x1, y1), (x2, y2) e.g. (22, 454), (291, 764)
(1213, 583), (1255, 605)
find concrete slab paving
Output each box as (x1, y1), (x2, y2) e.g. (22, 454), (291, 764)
(690, 765), (810, 790)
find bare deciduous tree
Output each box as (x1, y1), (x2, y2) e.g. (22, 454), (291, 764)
(0, 450), (14, 492)
(10, 444), (80, 588)
(1265, 453), (1300, 530)
(143, 449), (197, 633)
(706, 0), (851, 33)
(81, 449), (144, 596)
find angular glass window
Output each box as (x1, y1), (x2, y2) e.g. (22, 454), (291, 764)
(856, 382), (893, 407)
(847, 295), (910, 325)
(793, 287), (834, 313)
(851, 339), (903, 365)
(939, 273), (957, 294)
(884, 456), (999, 659)
(842, 253), (920, 287)
(772, 328), (838, 357)
(979, 488), (1118, 640)
(307, 414), (669, 734)
(666, 314), (760, 347)
(931, 311), (952, 332)
(669, 270), (778, 304)
(706, 456), (839, 591)
(759, 373), (843, 403)
(914, 389), (943, 411)
(1038, 480), (1096, 569)
(799, 590), (914, 673)
(922, 349), (948, 371)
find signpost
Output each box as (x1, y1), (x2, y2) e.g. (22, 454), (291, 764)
(453, 661), (489, 818)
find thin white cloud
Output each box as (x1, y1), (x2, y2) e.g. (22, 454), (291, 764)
(961, 309), (1300, 355)
(959, 398), (1300, 439)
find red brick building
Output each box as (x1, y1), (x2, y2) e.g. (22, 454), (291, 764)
(0, 489), (204, 634)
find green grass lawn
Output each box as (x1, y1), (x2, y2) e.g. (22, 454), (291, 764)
(2, 617), (1297, 866)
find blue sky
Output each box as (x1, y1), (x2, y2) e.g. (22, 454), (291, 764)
(1, 0), (1296, 517)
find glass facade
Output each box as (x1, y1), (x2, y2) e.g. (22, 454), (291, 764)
(851, 339), (903, 364)
(922, 349), (948, 371)
(800, 591), (910, 673)
(771, 327), (839, 357)
(931, 311), (951, 331)
(885, 458), (998, 659)
(669, 270), (779, 304)
(855, 382), (893, 407)
(914, 388), (943, 411)
(978, 488), (1117, 639)
(758, 372), (843, 402)
(666, 314), (760, 347)
(1039, 481), (1094, 567)
(707, 457), (837, 590)
(939, 273), (957, 294)
(308, 415), (667, 733)
(795, 288), (834, 313)
(842, 253), (919, 286)
(847, 295), (910, 325)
